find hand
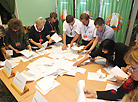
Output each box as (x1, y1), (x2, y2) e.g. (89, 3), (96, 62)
(58, 34), (62, 37)
(62, 45), (67, 50)
(27, 45), (32, 51)
(51, 30), (55, 32)
(37, 43), (44, 48)
(83, 46), (87, 50)
(98, 42), (101, 44)
(114, 75), (126, 84)
(73, 61), (81, 67)
(5, 54), (11, 58)
(70, 42), (74, 48)
(84, 50), (91, 54)
(84, 89), (97, 98)
(14, 49), (20, 53)
(28, 48), (32, 51)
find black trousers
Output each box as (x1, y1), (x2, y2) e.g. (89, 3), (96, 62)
(82, 39), (96, 51)
(66, 35), (74, 45)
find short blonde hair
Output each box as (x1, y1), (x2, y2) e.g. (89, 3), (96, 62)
(35, 17), (46, 25)
(124, 46), (138, 65)
(122, 88), (138, 102)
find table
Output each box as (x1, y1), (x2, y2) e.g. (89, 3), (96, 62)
(0, 54), (119, 102)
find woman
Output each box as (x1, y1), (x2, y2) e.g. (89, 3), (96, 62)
(73, 39), (129, 68)
(84, 46), (138, 101)
(29, 17), (53, 50)
(4, 18), (32, 57)
(0, 25), (10, 61)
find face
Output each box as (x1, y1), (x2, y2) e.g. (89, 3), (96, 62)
(128, 62), (138, 81)
(95, 24), (104, 31)
(80, 19), (89, 26)
(51, 17), (57, 22)
(68, 20), (75, 26)
(36, 24), (44, 30)
(12, 29), (19, 32)
(102, 49), (108, 54)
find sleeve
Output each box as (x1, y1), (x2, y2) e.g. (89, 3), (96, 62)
(104, 30), (114, 40)
(28, 26), (34, 40)
(22, 28), (30, 46)
(4, 28), (10, 46)
(93, 28), (96, 37)
(0, 38), (4, 49)
(97, 76), (136, 101)
(56, 19), (60, 34)
(75, 22), (82, 34)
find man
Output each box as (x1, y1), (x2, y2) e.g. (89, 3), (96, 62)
(70, 13), (96, 50)
(62, 15), (82, 50)
(85, 17), (115, 54)
(45, 12), (61, 37)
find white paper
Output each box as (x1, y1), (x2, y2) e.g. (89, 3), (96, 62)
(97, 69), (106, 79)
(86, 98), (105, 102)
(13, 71), (27, 92)
(4, 60), (12, 76)
(32, 91), (48, 102)
(71, 45), (84, 51)
(21, 70), (36, 81)
(76, 80), (86, 102)
(36, 41), (48, 52)
(105, 83), (120, 91)
(64, 69), (77, 76)
(76, 68), (86, 74)
(6, 50), (13, 55)
(20, 50), (35, 58)
(87, 72), (106, 82)
(51, 33), (62, 43)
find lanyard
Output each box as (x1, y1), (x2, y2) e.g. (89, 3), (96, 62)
(70, 26), (74, 32)
(100, 26), (106, 41)
(12, 31), (19, 42)
(85, 26), (88, 34)
(50, 22), (54, 30)
(38, 32), (42, 38)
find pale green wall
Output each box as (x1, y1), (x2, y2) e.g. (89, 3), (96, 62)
(16, 0), (56, 25)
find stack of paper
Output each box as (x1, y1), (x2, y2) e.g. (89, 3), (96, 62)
(51, 33), (62, 43)
(20, 50), (35, 58)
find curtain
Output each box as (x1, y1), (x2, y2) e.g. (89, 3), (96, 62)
(76, 0), (100, 20)
(57, 0), (73, 35)
(101, 0), (133, 43)
(0, 0), (16, 18)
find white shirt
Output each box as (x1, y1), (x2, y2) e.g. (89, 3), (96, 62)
(63, 18), (82, 37)
(76, 19), (96, 41)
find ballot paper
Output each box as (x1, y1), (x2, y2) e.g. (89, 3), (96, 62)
(76, 68), (86, 74)
(20, 50), (35, 58)
(103, 66), (113, 74)
(32, 91), (48, 102)
(36, 41), (48, 52)
(86, 99), (105, 102)
(64, 69), (77, 76)
(21, 70), (36, 81)
(6, 50), (13, 55)
(87, 72), (106, 82)
(106, 66), (128, 81)
(4, 60), (12, 76)
(51, 33), (62, 43)
(13, 71), (27, 92)
(71, 45), (84, 51)
(97, 69), (106, 79)
(76, 80), (87, 102)
(105, 83), (120, 91)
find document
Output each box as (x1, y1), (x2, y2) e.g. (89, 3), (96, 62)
(20, 50), (35, 58)
(13, 71), (27, 92)
(86, 99), (105, 102)
(76, 68), (86, 74)
(71, 45), (84, 51)
(51, 33), (62, 43)
(6, 50), (13, 55)
(4, 60), (12, 76)
(21, 70), (36, 81)
(97, 69), (106, 79)
(76, 80), (86, 102)
(36, 41), (48, 52)
(32, 91), (48, 102)
(105, 83), (120, 91)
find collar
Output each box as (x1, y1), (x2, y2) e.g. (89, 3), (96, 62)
(34, 24), (44, 32)
(86, 19), (92, 28)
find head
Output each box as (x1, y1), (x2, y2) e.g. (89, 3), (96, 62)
(122, 88), (138, 102)
(80, 13), (89, 26)
(66, 15), (74, 26)
(99, 39), (115, 55)
(35, 17), (46, 30)
(0, 25), (5, 39)
(8, 18), (23, 31)
(124, 46), (138, 81)
(50, 12), (57, 22)
(94, 17), (105, 31)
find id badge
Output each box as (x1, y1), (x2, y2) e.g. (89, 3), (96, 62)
(16, 42), (21, 46)
(83, 35), (87, 38)
(98, 42), (101, 44)
(39, 39), (43, 43)
(70, 32), (72, 35)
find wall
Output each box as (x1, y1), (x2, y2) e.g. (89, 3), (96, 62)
(16, 0), (56, 25)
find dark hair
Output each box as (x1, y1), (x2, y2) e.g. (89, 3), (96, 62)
(94, 17), (105, 26)
(50, 12), (57, 19)
(66, 15), (74, 23)
(8, 18), (23, 30)
(80, 13), (89, 21)
(99, 39), (115, 55)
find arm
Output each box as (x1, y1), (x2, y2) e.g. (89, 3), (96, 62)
(30, 39), (43, 48)
(46, 35), (54, 44)
(83, 37), (96, 50)
(62, 31), (67, 50)
(70, 34), (80, 48)
(85, 35), (98, 54)
(1, 47), (11, 58)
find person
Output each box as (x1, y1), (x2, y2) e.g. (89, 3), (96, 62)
(0, 25), (11, 61)
(85, 17), (115, 54)
(29, 17), (52, 50)
(45, 12), (61, 37)
(122, 88), (138, 102)
(84, 46), (138, 101)
(73, 39), (129, 68)
(62, 15), (82, 50)
(4, 18), (32, 57)
(70, 13), (96, 50)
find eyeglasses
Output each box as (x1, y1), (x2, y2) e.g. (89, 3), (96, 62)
(129, 67), (137, 73)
